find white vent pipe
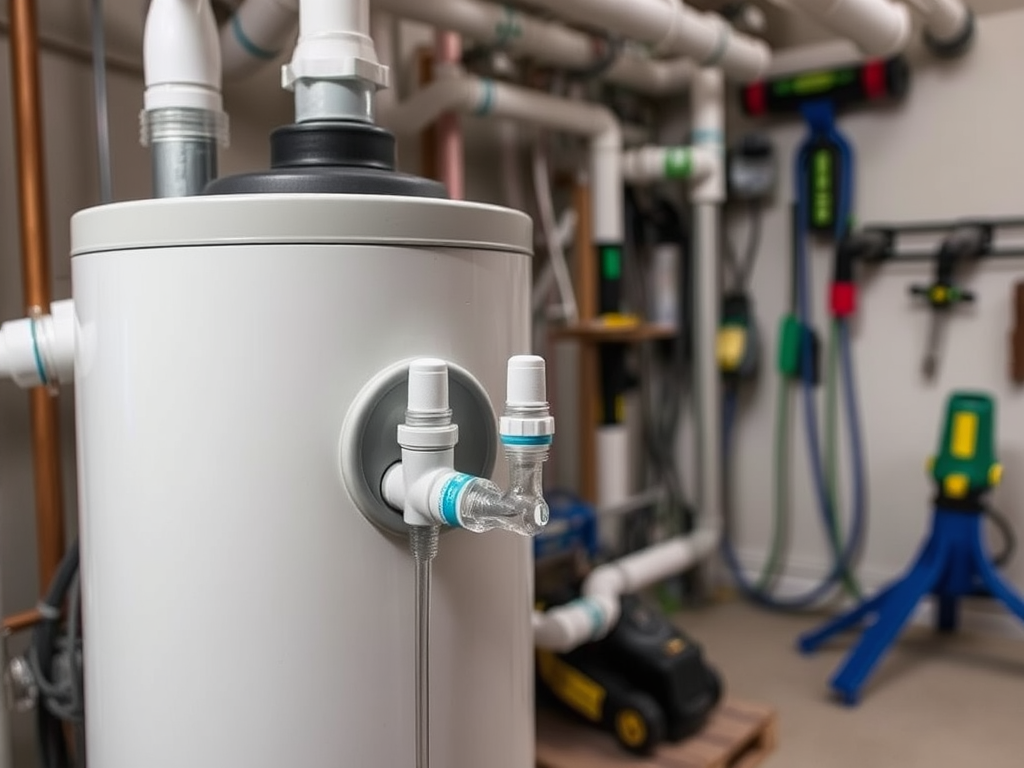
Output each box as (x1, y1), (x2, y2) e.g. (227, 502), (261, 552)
(373, 0), (698, 95)
(515, 0), (770, 81)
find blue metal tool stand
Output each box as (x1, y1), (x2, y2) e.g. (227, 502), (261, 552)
(798, 392), (1024, 704)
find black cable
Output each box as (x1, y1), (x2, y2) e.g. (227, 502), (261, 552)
(724, 201), (763, 293)
(984, 504), (1016, 569)
(31, 541), (83, 768)
(624, 192), (694, 547)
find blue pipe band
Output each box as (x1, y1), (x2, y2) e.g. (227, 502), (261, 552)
(573, 597), (606, 639)
(29, 319), (47, 385)
(232, 15), (278, 61)
(473, 79), (496, 116)
(500, 434), (553, 446)
(438, 472), (475, 527)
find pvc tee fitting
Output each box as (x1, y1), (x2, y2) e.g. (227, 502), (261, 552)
(381, 355), (554, 536)
(0, 300), (76, 388)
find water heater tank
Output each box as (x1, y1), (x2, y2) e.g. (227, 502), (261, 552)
(70, 193), (535, 768)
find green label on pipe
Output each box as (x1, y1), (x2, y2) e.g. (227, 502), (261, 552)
(664, 147), (692, 179)
(601, 245), (622, 280)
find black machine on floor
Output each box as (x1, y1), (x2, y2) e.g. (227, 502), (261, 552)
(536, 594), (722, 755)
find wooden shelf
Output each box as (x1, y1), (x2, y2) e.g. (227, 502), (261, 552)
(537, 698), (778, 768)
(554, 322), (677, 344)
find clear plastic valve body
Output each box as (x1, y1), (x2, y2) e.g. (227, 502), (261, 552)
(458, 446), (550, 535)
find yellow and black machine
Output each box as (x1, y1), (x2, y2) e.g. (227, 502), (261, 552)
(536, 594), (722, 755)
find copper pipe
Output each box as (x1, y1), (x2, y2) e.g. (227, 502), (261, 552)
(3, 608), (43, 634)
(573, 182), (598, 503)
(9, 0), (66, 588)
(434, 31), (464, 200)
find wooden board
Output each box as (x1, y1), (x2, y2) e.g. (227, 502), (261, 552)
(554, 323), (678, 344)
(536, 699), (777, 768)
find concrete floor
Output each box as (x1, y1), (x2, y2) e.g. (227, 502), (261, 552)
(678, 601), (1024, 768)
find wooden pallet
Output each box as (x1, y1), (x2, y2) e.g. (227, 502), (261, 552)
(536, 698), (777, 768)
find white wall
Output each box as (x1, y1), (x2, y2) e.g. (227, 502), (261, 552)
(727, 7), (1024, 624)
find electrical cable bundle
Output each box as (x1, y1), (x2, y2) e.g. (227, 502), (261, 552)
(721, 102), (867, 610)
(31, 541), (85, 768)
(622, 191), (693, 554)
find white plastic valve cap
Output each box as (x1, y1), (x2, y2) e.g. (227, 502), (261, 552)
(507, 355), (547, 407)
(407, 358), (449, 414)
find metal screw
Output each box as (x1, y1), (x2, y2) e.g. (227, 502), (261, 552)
(6, 655), (38, 713)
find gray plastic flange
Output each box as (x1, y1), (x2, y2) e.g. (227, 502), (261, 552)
(340, 359), (498, 536)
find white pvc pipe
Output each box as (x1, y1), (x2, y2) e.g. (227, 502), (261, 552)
(689, 69), (725, 581)
(300, 0), (367, 37)
(533, 528), (720, 651)
(386, 73), (623, 243)
(766, 39), (865, 78)
(220, 0), (298, 81)
(909, 0), (971, 43)
(143, 0), (223, 111)
(285, 0), (387, 121)
(596, 424), (630, 512)
(373, 0), (697, 95)
(782, 0), (912, 57)
(621, 145), (715, 184)
(518, 0), (770, 82)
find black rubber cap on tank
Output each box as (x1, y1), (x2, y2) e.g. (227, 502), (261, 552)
(204, 121), (447, 198)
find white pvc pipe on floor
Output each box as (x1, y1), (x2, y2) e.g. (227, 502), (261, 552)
(518, 0), (770, 81)
(373, 0), (697, 95)
(533, 528), (720, 651)
(782, 0), (912, 57)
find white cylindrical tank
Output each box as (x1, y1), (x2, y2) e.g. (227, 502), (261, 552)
(71, 194), (535, 768)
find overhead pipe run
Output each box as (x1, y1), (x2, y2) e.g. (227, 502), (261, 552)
(777, 0), (974, 59)
(386, 72), (623, 244)
(778, 0), (912, 57)
(220, 0), (298, 80)
(513, 0), (770, 82)
(911, 0), (975, 57)
(373, 0), (698, 96)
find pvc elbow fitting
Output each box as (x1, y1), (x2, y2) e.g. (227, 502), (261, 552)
(143, 0), (224, 112)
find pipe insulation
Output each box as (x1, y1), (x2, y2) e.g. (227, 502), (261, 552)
(373, 0), (697, 95)
(780, 0), (912, 57)
(514, 0), (770, 81)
